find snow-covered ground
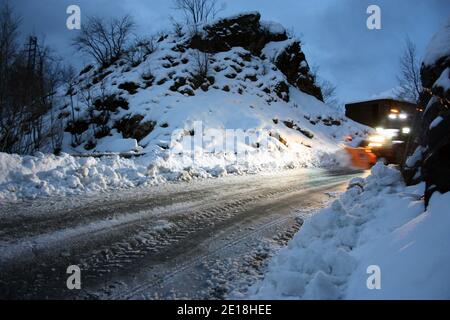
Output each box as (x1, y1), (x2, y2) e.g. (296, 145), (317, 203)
(0, 167), (360, 299)
(0, 144), (352, 202)
(250, 163), (450, 300)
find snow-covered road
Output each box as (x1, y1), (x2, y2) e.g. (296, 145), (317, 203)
(0, 168), (363, 299)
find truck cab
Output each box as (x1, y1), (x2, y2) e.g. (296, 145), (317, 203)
(345, 98), (419, 166)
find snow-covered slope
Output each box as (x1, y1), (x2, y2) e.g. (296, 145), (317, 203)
(250, 163), (450, 300)
(0, 13), (368, 202)
(55, 12), (365, 157)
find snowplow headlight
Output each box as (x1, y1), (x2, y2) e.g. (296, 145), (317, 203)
(368, 142), (383, 148)
(388, 114), (398, 120)
(368, 135), (386, 143)
(402, 127), (411, 134)
(375, 127), (398, 139)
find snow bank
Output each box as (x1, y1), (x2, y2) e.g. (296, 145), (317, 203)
(251, 163), (450, 300)
(0, 152), (149, 202)
(0, 146), (341, 202)
(346, 189), (450, 299)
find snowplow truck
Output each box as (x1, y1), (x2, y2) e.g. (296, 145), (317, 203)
(344, 98), (419, 168)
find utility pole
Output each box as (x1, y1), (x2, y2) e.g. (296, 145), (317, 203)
(26, 36), (38, 73)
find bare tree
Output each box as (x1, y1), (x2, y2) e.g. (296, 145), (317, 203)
(0, 1), (19, 88)
(0, 2), (66, 154)
(320, 79), (339, 107)
(73, 15), (135, 67)
(44, 57), (65, 153)
(173, 0), (224, 32)
(170, 16), (184, 38)
(194, 51), (209, 76)
(124, 35), (157, 67)
(396, 38), (422, 103)
(310, 63), (339, 108)
(0, 1), (20, 151)
(62, 65), (79, 145)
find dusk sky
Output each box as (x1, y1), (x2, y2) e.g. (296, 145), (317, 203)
(9, 0), (450, 104)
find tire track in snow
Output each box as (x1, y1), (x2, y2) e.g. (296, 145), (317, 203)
(0, 168), (363, 299)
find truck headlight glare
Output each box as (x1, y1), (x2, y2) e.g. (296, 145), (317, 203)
(388, 114), (398, 120)
(369, 135), (386, 143)
(368, 142), (383, 148)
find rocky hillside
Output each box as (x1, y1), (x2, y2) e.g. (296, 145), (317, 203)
(405, 19), (450, 204)
(1, 12), (370, 201)
(190, 12), (324, 101)
(54, 12), (365, 161)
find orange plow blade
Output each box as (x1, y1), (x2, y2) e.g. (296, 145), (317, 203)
(344, 147), (377, 170)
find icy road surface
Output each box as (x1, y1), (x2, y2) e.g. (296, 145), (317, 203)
(0, 168), (363, 299)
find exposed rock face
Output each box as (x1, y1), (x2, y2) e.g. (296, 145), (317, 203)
(419, 60), (450, 205)
(190, 13), (287, 54)
(404, 22), (450, 205)
(274, 81), (290, 102)
(190, 12), (323, 101)
(114, 115), (156, 142)
(273, 41), (324, 101)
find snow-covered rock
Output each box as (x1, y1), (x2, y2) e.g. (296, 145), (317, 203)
(405, 17), (450, 202)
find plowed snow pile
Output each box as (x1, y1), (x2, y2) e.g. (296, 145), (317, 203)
(250, 163), (450, 299)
